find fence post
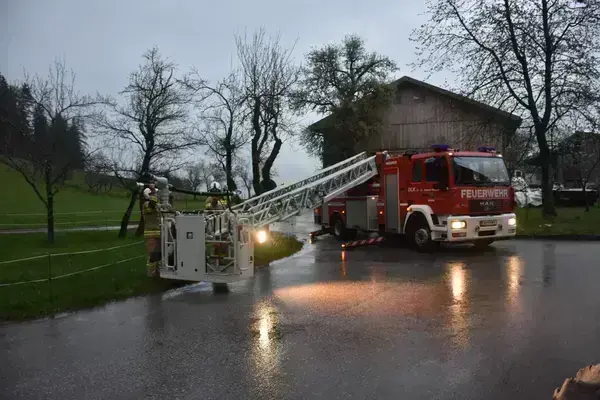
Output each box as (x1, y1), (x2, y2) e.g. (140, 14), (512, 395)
(47, 253), (53, 310)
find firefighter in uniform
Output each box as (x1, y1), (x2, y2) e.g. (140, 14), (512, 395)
(142, 182), (161, 277)
(204, 182), (230, 260)
(204, 182), (227, 211)
(204, 182), (231, 293)
(204, 182), (227, 236)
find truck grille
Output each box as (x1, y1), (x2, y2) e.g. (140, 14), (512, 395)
(469, 199), (503, 213)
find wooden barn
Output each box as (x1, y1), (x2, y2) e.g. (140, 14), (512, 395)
(309, 76), (523, 166)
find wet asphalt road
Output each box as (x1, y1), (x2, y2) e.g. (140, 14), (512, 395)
(1, 214), (600, 400)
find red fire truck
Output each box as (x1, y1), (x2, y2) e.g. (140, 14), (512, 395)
(313, 145), (517, 251)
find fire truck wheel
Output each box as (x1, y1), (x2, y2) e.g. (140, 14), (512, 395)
(407, 216), (435, 252)
(332, 218), (346, 241)
(331, 217), (356, 241)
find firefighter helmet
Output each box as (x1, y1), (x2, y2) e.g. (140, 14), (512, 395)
(209, 182), (222, 192)
(143, 187), (158, 200)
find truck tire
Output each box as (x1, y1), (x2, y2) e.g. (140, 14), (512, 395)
(407, 215), (437, 252)
(331, 217), (345, 241)
(331, 216), (357, 242)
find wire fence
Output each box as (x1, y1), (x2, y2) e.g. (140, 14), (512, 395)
(0, 201), (200, 229)
(0, 210), (136, 217)
(0, 239), (148, 317)
(0, 241), (145, 292)
(0, 210), (142, 230)
(0, 220), (137, 228)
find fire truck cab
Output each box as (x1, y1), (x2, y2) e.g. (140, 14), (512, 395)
(314, 145), (517, 251)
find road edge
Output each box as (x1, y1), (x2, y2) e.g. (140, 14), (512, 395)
(516, 234), (600, 241)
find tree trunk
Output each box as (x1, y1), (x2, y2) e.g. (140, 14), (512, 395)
(540, 160), (557, 217)
(251, 99), (263, 195)
(136, 216), (145, 236)
(536, 126), (557, 217)
(225, 123), (237, 192)
(119, 189), (138, 238)
(135, 191), (145, 236)
(45, 168), (55, 244)
(252, 155), (262, 195)
(46, 193), (55, 244)
(225, 151), (236, 191)
(261, 136), (283, 188)
(127, 153), (151, 238)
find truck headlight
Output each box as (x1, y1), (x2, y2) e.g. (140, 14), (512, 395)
(508, 217), (517, 227)
(256, 230), (268, 244)
(450, 220), (467, 230)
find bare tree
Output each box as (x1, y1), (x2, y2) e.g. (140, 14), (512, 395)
(0, 59), (106, 242)
(184, 159), (225, 192)
(183, 69), (248, 191)
(411, 0), (600, 217)
(292, 34), (397, 166)
(190, 159), (224, 190)
(99, 46), (199, 237)
(233, 160), (253, 198)
(185, 162), (203, 192)
(235, 28), (299, 194)
(502, 127), (537, 179)
(84, 152), (113, 194)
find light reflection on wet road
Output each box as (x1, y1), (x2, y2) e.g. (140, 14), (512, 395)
(1, 213), (599, 399)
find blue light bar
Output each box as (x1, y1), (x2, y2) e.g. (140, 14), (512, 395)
(431, 144), (451, 152)
(477, 146), (496, 153)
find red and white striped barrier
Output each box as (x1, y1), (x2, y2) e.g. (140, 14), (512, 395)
(309, 228), (329, 241)
(341, 236), (384, 250)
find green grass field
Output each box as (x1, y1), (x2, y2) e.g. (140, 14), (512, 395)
(515, 206), (600, 236)
(0, 165), (303, 321)
(0, 230), (303, 321)
(0, 164), (205, 229)
(254, 232), (304, 267)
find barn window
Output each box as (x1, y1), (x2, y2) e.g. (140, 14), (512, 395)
(413, 94), (425, 103)
(395, 90), (402, 103)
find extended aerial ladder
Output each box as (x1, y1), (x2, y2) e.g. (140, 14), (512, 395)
(142, 151), (382, 285)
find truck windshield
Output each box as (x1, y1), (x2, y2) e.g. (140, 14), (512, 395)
(452, 156), (510, 186)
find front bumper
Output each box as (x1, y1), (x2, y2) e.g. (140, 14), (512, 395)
(431, 213), (517, 242)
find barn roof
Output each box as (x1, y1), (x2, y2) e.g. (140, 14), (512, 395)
(308, 75), (523, 131)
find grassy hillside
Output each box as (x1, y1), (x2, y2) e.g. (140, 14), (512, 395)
(0, 164), (204, 228)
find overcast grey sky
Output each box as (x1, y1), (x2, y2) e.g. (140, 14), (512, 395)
(1, 0), (448, 185)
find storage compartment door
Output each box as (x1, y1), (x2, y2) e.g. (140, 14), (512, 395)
(366, 196), (379, 231)
(166, 215), (206, 281)
(346, 200), (368, 229)
(385, 173), (399, 232)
